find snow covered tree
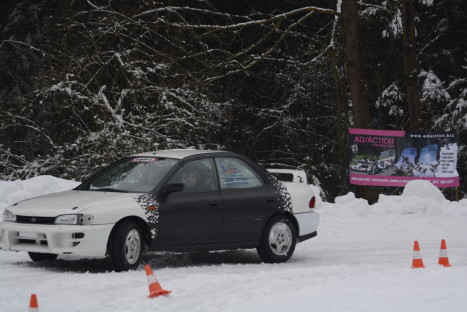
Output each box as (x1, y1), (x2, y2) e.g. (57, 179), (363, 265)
(1, 0), (466, 199)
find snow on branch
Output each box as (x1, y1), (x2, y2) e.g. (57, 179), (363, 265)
(164, 6), (336, 30)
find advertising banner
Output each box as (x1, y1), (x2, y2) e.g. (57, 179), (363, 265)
(349, 128), (459, 188)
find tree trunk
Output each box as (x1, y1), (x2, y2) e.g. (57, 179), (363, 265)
(401, 0), (423, 131)
(341, 0), (378, 204)
(329, 50), (350, 196)
(341, 0), (371, 129)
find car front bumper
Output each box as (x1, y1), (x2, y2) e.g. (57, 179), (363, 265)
(0, 222), (113, 257)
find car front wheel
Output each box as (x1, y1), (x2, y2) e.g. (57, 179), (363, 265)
(108, 220), (144, 272)
(257, 216), (296, 263)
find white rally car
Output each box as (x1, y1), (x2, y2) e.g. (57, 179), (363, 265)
(0, 150), (319, 271)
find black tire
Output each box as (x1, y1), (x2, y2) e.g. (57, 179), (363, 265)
(108, 220), (144, 272)
(28, 252), (58, 262)
(257, 216), (297, 263)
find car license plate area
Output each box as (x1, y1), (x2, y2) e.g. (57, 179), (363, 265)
(17, 231), (48, 246)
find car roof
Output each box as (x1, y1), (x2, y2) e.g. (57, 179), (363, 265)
(130, 149), (231, 159)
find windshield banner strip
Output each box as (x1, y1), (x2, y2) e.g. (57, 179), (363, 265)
(132, 157), (158, 162)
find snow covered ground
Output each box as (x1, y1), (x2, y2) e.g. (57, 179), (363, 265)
(0, 177), (466, 312)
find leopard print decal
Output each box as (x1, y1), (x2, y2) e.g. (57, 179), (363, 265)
(134, 194), (160, 239)
(267, 173), (293, 212)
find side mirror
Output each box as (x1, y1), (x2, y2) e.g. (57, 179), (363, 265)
(162, 182), (184, 195)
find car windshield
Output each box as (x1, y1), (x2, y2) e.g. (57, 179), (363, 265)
(78, 157), (179, 193)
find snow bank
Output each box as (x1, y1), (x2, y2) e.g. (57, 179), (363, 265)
(0, 176), (80, 220)
(323, 180), (467, 217)
(402, 179), (446, 202)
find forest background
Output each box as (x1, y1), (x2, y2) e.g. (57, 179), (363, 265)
(0, 0), (466, 201)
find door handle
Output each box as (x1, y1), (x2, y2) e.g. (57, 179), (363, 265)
(265, 197), (276, 202)
(209, 201), (219, 206)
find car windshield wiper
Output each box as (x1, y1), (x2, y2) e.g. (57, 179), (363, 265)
(93, 188), (128, 193)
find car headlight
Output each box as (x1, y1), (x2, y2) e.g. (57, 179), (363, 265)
(3, 210), (16, 222)
(55, 214), (94, 225)
(55, 214), (79, 225)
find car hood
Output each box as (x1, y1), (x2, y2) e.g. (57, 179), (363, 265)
(7, 190), (137, 217)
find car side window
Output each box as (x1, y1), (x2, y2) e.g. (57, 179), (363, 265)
(168, 158), (217, 193)
(215, 157), (263, 189)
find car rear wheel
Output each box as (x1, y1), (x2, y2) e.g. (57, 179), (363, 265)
(257, 216), (296, 263)
(108, 220), (143, 272)
(28, 252), (58, 262)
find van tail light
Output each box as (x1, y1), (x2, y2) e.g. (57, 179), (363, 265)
(309, 196), (316, 209)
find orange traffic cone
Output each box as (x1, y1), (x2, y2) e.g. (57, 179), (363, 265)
(411, 240), (425, 268)
(438, 239), (452, 267)
(145, 265), (171, 298)
(28, 294), (39, 312)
